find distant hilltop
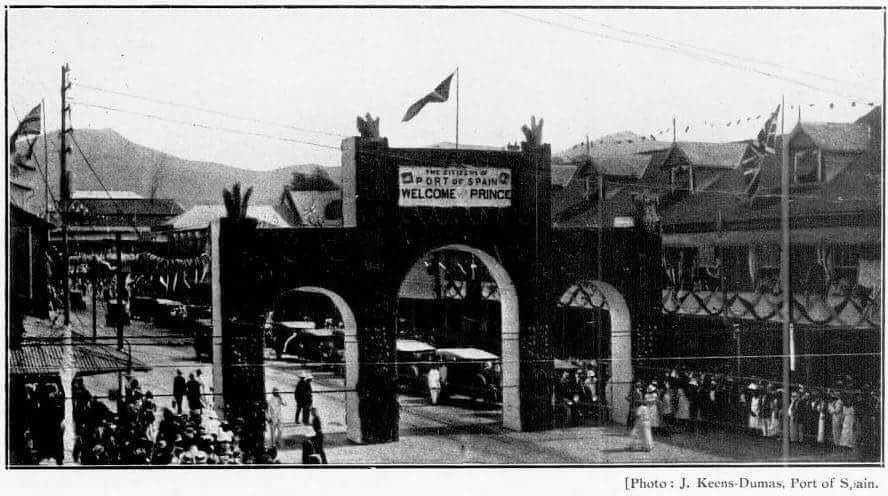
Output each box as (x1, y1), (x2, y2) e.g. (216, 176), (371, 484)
(28, 128), (341, 210)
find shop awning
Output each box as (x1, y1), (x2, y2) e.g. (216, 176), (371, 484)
(10, 343), (150, 377)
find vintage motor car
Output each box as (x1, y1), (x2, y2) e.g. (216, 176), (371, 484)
(435, 347), (502, 403)
(192, 318), (214, 362)
(268, 318), (345, 369)
(395, 339), (437, 391)
(269, 320), (316, 359)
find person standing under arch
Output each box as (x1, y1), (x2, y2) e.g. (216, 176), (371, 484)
(294, 373), (313, 425)
(266, 388), (286, 448)
(427, 366), (442, 405)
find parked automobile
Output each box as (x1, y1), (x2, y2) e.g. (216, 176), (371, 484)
(105, 298), (130, 327)
(269, 320), (316, 359)
(153, 298), (189, 329)
(435, 347), (502, 403)
(192, 318), (214, 362)
(396, 339), (437, 391)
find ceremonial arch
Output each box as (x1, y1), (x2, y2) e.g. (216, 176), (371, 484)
(210, 118), (659, 447)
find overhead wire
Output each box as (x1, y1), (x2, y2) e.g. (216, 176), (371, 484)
(568, 14), (880, 95)
(69, 100), (342, 152)
(502, 10), (880, 103)
(71, 79), (348, 139)
(63, 97), (879, 204)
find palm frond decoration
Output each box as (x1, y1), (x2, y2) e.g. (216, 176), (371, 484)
(222, 182), (254, 220)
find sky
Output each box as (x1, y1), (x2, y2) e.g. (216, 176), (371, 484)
(6, 8), (884, 171)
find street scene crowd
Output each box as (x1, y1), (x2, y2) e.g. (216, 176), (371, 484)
(621, 368), (881, 455)
(17, 369), (329, 465)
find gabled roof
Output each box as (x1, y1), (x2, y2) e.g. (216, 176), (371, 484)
(795, 121), (871, 153)
(163, 204), (294, 231)
(285, 190), (342, 227)
(674, 142), (749, 169)
(551, 165), (577, 188)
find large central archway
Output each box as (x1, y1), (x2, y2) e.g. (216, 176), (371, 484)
(557, 280), (632, 424)
(396, 244), (521, 432)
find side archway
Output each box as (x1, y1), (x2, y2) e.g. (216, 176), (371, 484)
(557, 280), (633, 424)
(273, 286), (362, 442)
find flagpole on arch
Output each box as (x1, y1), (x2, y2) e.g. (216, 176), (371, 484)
(455, 66), (459, 152)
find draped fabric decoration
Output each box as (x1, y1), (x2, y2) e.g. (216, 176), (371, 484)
(662, 288), (879, 329)
(130, 252), (211, 295)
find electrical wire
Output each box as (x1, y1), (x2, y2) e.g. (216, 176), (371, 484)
(503, 10), (880, 103)
(68, 132), (148, 238)
(568, 14), (881, 95)
(71, 79), (348, 139)
(69, 100), (342, 152)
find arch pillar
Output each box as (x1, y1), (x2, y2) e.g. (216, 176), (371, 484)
(590, 280), (633, 425)
(500, 285), (521, 431)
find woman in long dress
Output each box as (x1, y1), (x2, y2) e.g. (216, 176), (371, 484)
(676, 387), (691, 429)
(788, 391), (801, 443)
(838, 395), (857, 449)
(645, 385), (661, 431)
(828, 393), (845, 446)
(747, 386), (761, 432)
(815, 393), (828, 444)
(768, 393), (782, 438)
(630, 399), (654, 451)
(660, 382), (674, 430)
(759, 392), (772, 437)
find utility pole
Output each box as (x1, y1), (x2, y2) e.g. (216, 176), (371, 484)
(116, 232), (126, 416)
(116, 232), (125, 351)
(672, 117), (677, 143)
(60, 64), (71, 327)
(42, 99), (49, 221)
(780, 95), (792, 463)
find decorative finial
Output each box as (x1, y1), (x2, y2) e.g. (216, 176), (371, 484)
(521, 115), (544, 149)
(356, 113), (381, 139)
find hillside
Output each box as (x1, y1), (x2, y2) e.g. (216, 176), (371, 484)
(25, 129), (341, 210)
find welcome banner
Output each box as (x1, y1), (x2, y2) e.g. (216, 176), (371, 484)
(398, 165), (512, 208)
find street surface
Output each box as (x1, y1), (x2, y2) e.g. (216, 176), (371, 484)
(66, 303), (868, 465)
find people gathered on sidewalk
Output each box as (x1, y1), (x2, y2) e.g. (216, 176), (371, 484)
(621, 368), (880, 457)
(32, 369), (326, 465)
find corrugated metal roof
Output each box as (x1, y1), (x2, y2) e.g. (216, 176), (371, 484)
(72, 190), (145, 200)
(797, 122), (871, 153)
(10, 343), (150, 376)
(69, 198), (184, 217)
(164, 204), (293, 230)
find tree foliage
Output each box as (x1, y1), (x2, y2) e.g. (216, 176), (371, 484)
(288, 167), (339, 192)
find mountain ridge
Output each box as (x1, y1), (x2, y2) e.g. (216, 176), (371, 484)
(23, 128), (340, 210)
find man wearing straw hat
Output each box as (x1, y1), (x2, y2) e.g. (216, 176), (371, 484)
(294, 372), (314, 425)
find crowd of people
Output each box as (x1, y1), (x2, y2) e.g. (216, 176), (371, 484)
(18, 368), (330, 465)
(624, 368), (881, 456)
(16, 381), (66, 465)
(554, 360), (610, 426)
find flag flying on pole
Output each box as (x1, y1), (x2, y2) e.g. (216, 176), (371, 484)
(402, 72), (455, 122)
(751, 104), (781, 156)
(9, 102), (42, 151)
